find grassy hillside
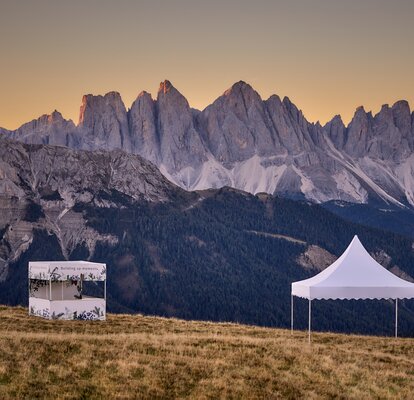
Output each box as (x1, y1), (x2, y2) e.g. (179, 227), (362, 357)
(0, 306), (413, 399)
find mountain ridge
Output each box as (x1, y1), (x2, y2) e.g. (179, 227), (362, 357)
(2, 80), (414, 207)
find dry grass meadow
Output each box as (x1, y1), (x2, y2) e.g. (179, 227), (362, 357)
(0, 306), (414, 399)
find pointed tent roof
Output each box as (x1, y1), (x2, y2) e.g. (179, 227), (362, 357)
(292, 236), (414, 300)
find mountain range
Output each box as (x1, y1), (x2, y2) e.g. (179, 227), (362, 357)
(1, 136), (414, 334)
(2, 80), (414, 208)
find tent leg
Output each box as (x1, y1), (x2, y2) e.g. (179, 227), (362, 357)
(291, 294), (293, 335)
(28, 278), (31, 315)
(395, 299), (398, 338)
(308, 299), (312, 344)
(104, 279), (107, 321)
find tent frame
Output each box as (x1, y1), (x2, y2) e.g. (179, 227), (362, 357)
(291, 295), (399, 342)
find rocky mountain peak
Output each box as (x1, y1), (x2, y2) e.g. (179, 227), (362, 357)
(375, 104), (393, 122)
(282, 96), (293, 106)
(27, 110), (69, 129)
(158, 80), (174, 95)
(221, 81), (264, 114)
(199, 81), (280, 164)
(48, 110), (65, 123)
(280, 96), (314, 140)
(157, 80), (188, 106)
(155, 80), (207, 178)
(391, 100), (411, 139)
(79, 92), (124, 125)
(128, 90), (159, 165)
(351, 106), (372, 122)
(2, 110), (76, 147)
(282, 96), (302, 119)
(266, 94), (282, 104)
(350, 106), (372, 126)
(332, 114), (344, 124)
(324, 114), (346, 149)
(223, 80), (256, 97)
(324, 114), (345, 133)
(392, 100), (410, 113)
(343, 106), (372, 157)
(82, 91), (123, 109)
(135, 91), (153, 102)
(78, 91), (131, 152)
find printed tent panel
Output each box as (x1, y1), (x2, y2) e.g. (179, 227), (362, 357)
(29, 260), (107, 321)
(29, 261), (106, 281)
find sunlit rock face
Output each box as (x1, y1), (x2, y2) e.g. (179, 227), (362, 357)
(2, 80), (414, 207)
(155, 80), (208, 184)
(77, 91), (132, 152)
(198, 81), (279, 164)
(128, 91), (159, 165)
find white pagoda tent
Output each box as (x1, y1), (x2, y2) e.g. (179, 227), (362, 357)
(291, 236), (414, 341)
(29, 261), (106, 320)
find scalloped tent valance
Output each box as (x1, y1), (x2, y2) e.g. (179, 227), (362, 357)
(291, 236), (414, 341)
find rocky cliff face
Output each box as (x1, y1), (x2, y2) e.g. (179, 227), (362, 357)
(198, 81), (278, 164)
(156, 80), (208, 187)
(78, 91), (132, 152)
(0, 136), (181, 281)
(128, 91), (159, 165)
(2, 80), (414, 207)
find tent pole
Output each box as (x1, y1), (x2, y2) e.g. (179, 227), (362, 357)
(395, 299), (398, 338)
(308, 298), (312, 343)
(104, 278), (107, 320)
(28, 276), (31, 315)
(291, 294), (293, 334)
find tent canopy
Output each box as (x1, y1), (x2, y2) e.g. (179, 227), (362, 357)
(292, 236), (414, 300)
(29, 261), (106, 281)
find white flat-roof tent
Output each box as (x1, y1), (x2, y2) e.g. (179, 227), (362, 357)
(291, 236), (414, 341)
(29, 261), (106, 320)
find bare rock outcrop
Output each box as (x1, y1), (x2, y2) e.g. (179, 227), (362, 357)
(297, 245), (337, 271)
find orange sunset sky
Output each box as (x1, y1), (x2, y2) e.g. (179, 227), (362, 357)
(1, 0), (414, 130)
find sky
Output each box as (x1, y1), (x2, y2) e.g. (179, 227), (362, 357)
(1, 0), (414, 130)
